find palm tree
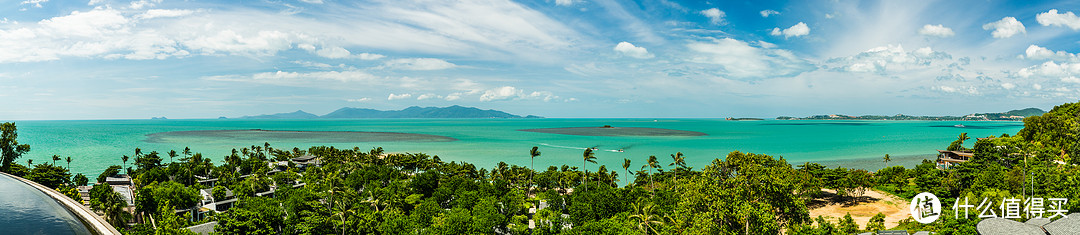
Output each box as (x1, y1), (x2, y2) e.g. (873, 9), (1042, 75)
(668, 152), (685, 193)
(530, 146), (541, 191)
(27, 159), (32, 166)
(182, 147), (191, 157)
(121, 155), (129, 173)
(51, 155), (60, 166)
(629, 201), (664, 234)
(168, 150), (177, 163)
(65, 156), (72, 170)
(623, 158), (632, 187)
(582, 148), (596, 192)
(883, 154), (891, 168)
(647, 155), (659, 192)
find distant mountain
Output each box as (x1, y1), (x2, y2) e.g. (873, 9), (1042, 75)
(240, 110), (319, 119)
(239, 106), (539, 119)
(778, 107), (1046, 121)
(321, 105), (535, 118)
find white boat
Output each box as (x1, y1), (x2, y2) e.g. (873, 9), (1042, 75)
(954, 124), (965, 128)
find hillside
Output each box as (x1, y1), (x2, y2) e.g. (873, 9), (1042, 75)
(239, 110), (320, 119)
(778, 107), (1045, 121)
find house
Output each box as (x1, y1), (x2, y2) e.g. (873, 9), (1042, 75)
(936, 150), (973, 169)
(104, 174), (133, 186)
(290, 155), (321, 169)
(198, 187), (236, 213)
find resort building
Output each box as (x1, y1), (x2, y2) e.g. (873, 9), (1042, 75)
(936, 150), (973, 169)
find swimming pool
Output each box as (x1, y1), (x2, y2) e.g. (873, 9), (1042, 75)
(0, 173), (94, 235)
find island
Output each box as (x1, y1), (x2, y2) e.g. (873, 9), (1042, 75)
(777, 108), (1044, 121)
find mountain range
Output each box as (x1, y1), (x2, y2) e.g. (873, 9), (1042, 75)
(238, 105), (540, 119)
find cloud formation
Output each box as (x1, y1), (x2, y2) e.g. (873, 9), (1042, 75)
(982, 17), (1025, 38)
(613, 42), (654, 59)
(700, 8), (725, 25)
(686, 38), (813, 78)
(918, 24), (955, 37)
(770, 22), (810, 38)
(760, 10), (779, 18)
(1022, 45), (1079, 62)
(1036, 9), (1080, 30)
(382, 58), (457, 70)
(388, 93), (412, 100)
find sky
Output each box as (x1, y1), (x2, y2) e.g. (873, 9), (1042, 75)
(2, 0), (1080, 120)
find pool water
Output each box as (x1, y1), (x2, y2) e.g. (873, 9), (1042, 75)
(0, 174), (93, 235)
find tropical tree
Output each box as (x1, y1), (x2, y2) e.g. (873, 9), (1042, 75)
(646, 155), (660, 193)
(65, 156), (72, 170)
(623, 158), (632, 187)
(883, 154), (891, 168)
(582, 148), (596, 192)
(947, 133), (970, 151)
(629, 201), (664, 234)
(669, 152), (685, 193)
(168, 150), (177, 163)
(51, 155), (60, 166)
(0, 122), (31, 173)
(530, 146), (540, 192)
(122, 155), (129, 174)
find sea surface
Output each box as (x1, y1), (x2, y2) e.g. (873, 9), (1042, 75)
(11, 119), (1024, 177)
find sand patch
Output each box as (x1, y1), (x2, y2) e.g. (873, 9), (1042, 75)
(808, 189), (909, 229)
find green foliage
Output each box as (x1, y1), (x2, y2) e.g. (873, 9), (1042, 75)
(215, 196), (284, 235)
(73, 173), (89, 186)
(865, 212), (886, 232)
(98, 165), (122, 183)
(26, 163), (71, 189)
(0, 122), (31, 174)
(838, 213), (859, 234)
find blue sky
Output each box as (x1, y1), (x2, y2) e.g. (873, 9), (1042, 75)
(2, 0), (1080, 119)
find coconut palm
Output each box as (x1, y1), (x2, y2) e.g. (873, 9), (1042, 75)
(167, 150), (177, 163)
(647, 155), (660, 191)
(65, 156), (72, 170)
(121, 155), (129, 174)
(668, 152), (685, 193)
(27, 159), (32, 166)
(582, 148), (596, 192)
(623, 158), (632, 187)
(883, 154), (891, 168)
(530, 146), (541, 192)
(51, 155), (60, 166)
(629, 201), (664, 234)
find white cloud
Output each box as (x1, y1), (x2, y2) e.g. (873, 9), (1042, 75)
(1018, 61), (1080, 78)
(299, 0), (324, 4)
(760, 10), (779, 18)
(982, 17), (1026, 38)
(918, 24), (955, 37)
(357, 53), (385, 60)
(382, 58), (457, 70)
(1001, 83), (1016, 89)
(824, 45), (952, 74)
(700, 8), (725, 25)
(555, 0), (576, 6)
(129, 0), (159, 10)
(613, 42), (654, 59)
(387, 93), (412, 100)
(825, 13), (836, 19)
(21, 0), (48, 8)
(1036, 9), (1080, 30)
(687, 38), (814, 78)
(1022, 45), (1078, 62)
(935, 86), (979, 95)
(1034, 84), (1042, 90)
(88, 0), (105, 5)
(757, 40), (777, 48)
(770, 22), (810, 38)
(479, 86), (559, 102)
(347, 98), (371, 102)
(416, 93), (442, 100)
(315, 46), (351, 59)
(1063, 77), (1080, 83)
(138, 9), (195, 19)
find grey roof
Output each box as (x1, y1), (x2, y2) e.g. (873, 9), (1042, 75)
(110, 185), (134, 206)
(291, 155), (317, 162)
(911, 232), (932, 235)
(1044, 213), (1080, 235)
(977, 218), (1048, 235)
(877, 231), (909, 235)
(1026, 217), (1053, 227)
(185, 221), (217, 235)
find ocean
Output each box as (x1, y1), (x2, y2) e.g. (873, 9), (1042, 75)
(11, 119), (1024, 177)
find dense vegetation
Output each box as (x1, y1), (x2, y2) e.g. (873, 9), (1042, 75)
(1, 101), (1079, 234)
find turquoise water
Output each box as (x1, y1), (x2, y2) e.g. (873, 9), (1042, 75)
(11, 119), (1024, 177)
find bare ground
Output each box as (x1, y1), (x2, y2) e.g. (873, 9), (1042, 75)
(808, 189), (909, 229)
